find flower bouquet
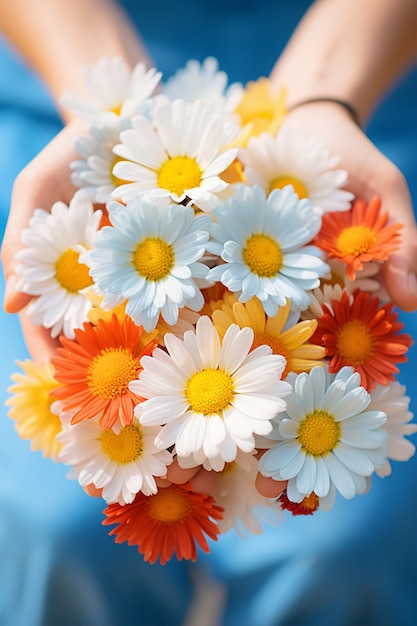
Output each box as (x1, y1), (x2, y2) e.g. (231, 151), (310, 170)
(7, 56), (416, 566)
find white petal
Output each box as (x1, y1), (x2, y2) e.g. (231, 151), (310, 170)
(176, 413), (207, 457)
(296, 454), (317, 495)
(324, 453), (356, 499)
(314, 456), (330, 497)
(332, 443), (375, 476)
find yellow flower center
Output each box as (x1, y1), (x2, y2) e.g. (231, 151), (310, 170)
(110, 103), (122, 116)
(147, 485), (193, 523)
(55, 249), (94, 293)
(300, 492), (320, 511)
(252, 333), (290, 377)
(132, 237), (174, 281)
(298, 410), (340, 456)
(157, 156), (202, 197)
(336, 320), (374, 365)
(100, 423), (143, 464)
(87, 348), (138, 399)
(269, 176), (309, 199)
(186, 368), (234, 415)
(243, 234), (283, 277)
(336, 225), (377, 257)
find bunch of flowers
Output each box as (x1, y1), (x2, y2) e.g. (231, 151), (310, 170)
(6, 56), (416, 566)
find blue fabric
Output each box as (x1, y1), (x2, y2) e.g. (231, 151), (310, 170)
(1, 2), (416, 625)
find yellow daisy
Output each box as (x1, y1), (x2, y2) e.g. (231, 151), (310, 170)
(212, 294), (325, 378)
(234, 78), (286, 142)
(6, 359), (63, 461)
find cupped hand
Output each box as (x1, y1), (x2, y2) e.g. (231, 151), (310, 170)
(1, 119), (87, 361)
(284, 102), (417, 312)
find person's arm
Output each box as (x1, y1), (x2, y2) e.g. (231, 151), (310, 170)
(271, 0), (417, 121)
(270, 0), (417, 313)
(0, 0), (151, 121)
(0, 0), (152, 339)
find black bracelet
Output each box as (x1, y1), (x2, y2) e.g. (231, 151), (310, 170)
(288, 97), (362, 128)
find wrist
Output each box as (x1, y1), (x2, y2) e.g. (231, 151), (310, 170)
(270, 0), (417, 125)
(288, 97), (362, 128)
(0, 0), (151, 121)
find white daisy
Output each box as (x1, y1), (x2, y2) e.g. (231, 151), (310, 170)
(239, 123), (354, 212)
(368, 382), (416, 477)
(57, 412), (172, 505)
(15, 199), (102, 339)
(61, 56), (162, 123)
(70, 120), (124, 205)
(206, 184), (329, 314)
(208, 449), (283, 536)
(86, 197), (211, 332)
(162, 56), (243, 115)
(111, 98), (239, 211)
(258, 365), (387, 509)
(130, 315), (291, 468)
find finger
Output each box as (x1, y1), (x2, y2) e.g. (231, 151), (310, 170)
(378, 187), (417, 312)
(190, 468), (218, 493)
(166, 456), (202, 484)
(19, 308), (60, 364)
(3, 273), (31, 314)
(155, 477), (172, 488)
(255, 472), (287, 498)
(383, 246), (417, 312)
(84, 484), (103, 498)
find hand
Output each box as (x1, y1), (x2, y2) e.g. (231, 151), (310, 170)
(283, 102), (417, 312)
(1, 119), (86, 361)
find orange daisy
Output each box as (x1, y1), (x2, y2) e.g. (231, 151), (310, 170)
(278, 490), (320, 516)
(102, 483), (224, 565)
(51, 314), (157, 429)
(313, 195), (403, 280)
(312, 290), (413, 390)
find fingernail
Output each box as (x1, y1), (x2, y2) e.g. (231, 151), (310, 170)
(3, 274), (17, 309)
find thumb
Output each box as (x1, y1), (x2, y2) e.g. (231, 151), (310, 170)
(383, 245), (417, 313)
(2, 237), (32, 314)
(380, 186), (417, 312)
(2, 121), (86, 314)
